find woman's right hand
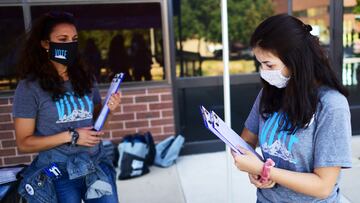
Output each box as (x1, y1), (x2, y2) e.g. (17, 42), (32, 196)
(248, 173), (276, 189)
(75, 127), (104, 147)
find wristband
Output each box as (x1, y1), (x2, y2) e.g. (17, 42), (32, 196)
(68, 127), (79, 146)
(260, 158), (275, 183)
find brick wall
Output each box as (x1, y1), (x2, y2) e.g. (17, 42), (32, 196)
(0, 85), (175, 167)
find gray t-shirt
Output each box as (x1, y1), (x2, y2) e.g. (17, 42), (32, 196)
(245, 87), (352, 203)
(12, 79), (102, 153)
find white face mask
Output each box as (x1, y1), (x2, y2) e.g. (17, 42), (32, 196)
(260, 66), (290, 88)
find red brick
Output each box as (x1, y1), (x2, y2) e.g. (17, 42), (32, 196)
(151, 118), (174, 126)
(112, 113), (135, 121)
(107, 122), (124, 130)
(147, 87), (171, 94)
(162, 110), (174, 118)
(161, 94), (172, 102)
(137, 127), (162, 135)
(0, 158), (3, 166)
(108, 138), (122, 145)
(0, 106), (12, 113)
(121, 97), (134, 104)
(0, 123), (15, 131)
(0, 98), (8, 105)
(149, 102), (173, 110)
(2, 140), (16, 148)
(0, 148), (16, 156)
(122, 89), (146, 96)
(0, 131), (14, 140)
(153, 134), (173, 142)
(125, 120), (149, 128)
(136, 111), (160, 119)
(0, 114), (11, 122)
(4, 156), (31, 165)
(135, 95), (159, 103)
(112, 130), (135, 138)
(123, 104), (148, 112)
(164, 126), (175, 134)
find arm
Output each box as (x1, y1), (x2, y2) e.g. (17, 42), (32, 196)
(240, 127), (258, 149)
(240, 128), (276, 189)
(15, 118), (71, 153)
(232, 148), (340, 199)
(15, 118), (103, 153)
(269, 166), (340, 199)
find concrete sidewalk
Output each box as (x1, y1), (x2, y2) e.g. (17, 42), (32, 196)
(117, 137), (360, 203)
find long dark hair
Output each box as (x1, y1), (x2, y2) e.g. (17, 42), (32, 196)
(17, 11), (94, 100)
(250, 14), (348, 132)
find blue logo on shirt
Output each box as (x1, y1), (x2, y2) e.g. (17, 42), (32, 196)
(260, 112), (299, 164)
(55, 92), (93, 123)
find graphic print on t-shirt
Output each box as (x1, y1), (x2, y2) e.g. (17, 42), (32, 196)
(55, 92), (93, 123)
(259, 112), (300, 164)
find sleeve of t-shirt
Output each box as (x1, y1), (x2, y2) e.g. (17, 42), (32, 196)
(12, 80), (38, 118)
(314, 106), (352, 168)
(244, 89), (262, 135)
(92, 82), (102, 106)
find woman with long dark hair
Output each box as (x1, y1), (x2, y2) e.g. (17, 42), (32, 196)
(232, 14), (352, 202)
(13, 11), (120, 203)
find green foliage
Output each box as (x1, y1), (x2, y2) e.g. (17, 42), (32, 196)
(353, 0), (360, 14)
(175, 0), (274, 45)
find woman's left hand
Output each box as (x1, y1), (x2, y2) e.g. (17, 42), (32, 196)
(231, 146), (264, 175)
(107, 92), (121, 112)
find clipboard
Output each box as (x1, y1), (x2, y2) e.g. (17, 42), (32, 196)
(200, 105), (263, 160)
(200, 106), (240, 154)
(93, 73), (125, 131)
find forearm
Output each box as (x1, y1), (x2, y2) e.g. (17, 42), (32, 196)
(269, 167), (334, 199)
(240, 128), (258, 149)
(17, 131), (71, 153)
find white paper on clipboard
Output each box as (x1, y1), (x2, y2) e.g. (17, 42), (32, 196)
(200, 105), (263, 160)
(93, 73), (125, 131)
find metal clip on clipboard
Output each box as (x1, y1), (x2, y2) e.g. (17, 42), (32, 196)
(93, 73), (125, 131)
(200, 105), (263, 160)
(200, 106), (235, 150)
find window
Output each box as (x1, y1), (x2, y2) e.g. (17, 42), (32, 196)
(293, 0), (330, 46)
(31, 3), (165, 83)
(173, 0), (288, 78)
(343, 0), (360, 87)
(0, 6), (24, 90)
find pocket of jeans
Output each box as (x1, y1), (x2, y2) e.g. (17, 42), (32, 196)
(19, 170), (57, 203)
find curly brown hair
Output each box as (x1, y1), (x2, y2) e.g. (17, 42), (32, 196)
(17, 11), (94, 100)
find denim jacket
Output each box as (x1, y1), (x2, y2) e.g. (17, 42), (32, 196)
(18, 142), (114, 203)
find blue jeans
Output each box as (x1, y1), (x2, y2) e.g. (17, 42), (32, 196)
(54, 163), (118, 203)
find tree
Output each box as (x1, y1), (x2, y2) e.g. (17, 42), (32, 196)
(353, 0), (360, 14)
(175, 0), (274, 45)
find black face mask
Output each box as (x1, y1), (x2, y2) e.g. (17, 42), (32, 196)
(49, 41), (78, 66)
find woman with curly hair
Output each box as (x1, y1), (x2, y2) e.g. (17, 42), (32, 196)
(13, 11), (120, 203)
